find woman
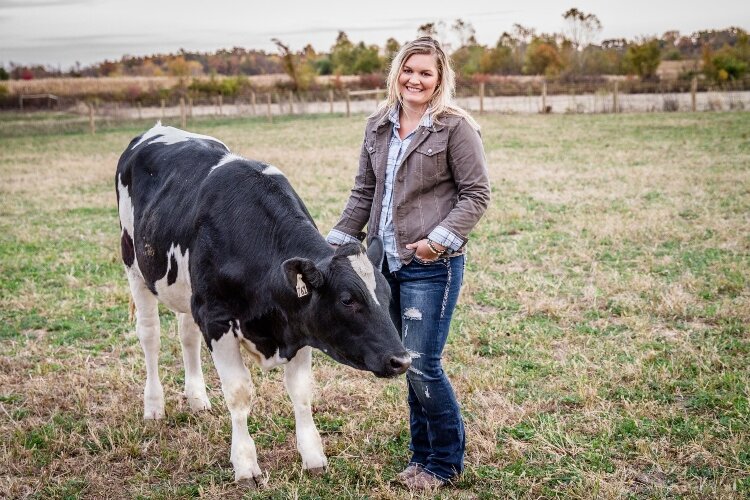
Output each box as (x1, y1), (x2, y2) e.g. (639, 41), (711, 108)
(327, 37), (490, 489)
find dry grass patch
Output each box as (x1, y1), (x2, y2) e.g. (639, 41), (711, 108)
(1, 111), (749, 498)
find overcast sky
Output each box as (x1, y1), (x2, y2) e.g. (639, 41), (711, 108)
(1, 0), (748, 68)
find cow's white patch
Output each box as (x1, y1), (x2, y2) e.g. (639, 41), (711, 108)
(118, 175), (145, 280)
(178, 313), (211, 411)
(239, 337), (288, 370)
(262, 164), (284, 176)
(404, 307), (422, 320)
(153, 243), (192, 313)
(284, 346), (327, 471)
(117, 174), (135, 241)
(127, 271), (164, 420)
(209, 152), (245, 174)
(131, 122), (228, 150)
(211, 329), (263, 482)
(347, 253), (379, 305)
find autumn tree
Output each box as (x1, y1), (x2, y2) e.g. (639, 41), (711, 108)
(330, 31), (356, 74)
(384, 37), (401, 68)
(624, 38), (662, 79)
(524, 36), (564, 76)
(480, 40), (516, 74)
(352, 42), (383, 74)
(166, 56), (189, 77)
(452, 43), (485, 76)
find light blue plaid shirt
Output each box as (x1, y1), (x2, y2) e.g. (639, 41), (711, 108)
(327, 106), (464, 271)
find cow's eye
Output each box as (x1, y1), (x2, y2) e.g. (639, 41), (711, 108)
(341, 293), (354, 307)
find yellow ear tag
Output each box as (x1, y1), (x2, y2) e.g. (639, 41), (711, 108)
(296, 274), (309, 298)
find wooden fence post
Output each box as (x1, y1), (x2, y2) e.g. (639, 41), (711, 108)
(251, 91), (257, 116)
(188, 97), (193, 118)
(479, 82), (485, 114)
(266, 93), (272, 123)
(88, 103), (96, 135)
(160, 99), (165, 119)
(541, 80), (547, 113)
(218, 94), (223, 116)
(691, 76), (698, 112)
(329, 89), (334, 114)
(613, 81), (619, 113)
(114, 102), (119, 121)
(288, 90), (294, 114)
(346, 90), (351, 118)
(180, 97), (186, 128)
(137, 102), (142, 120)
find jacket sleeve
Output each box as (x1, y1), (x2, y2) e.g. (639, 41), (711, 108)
(328, 131), (376, 242)
(438, 118), (491, 244)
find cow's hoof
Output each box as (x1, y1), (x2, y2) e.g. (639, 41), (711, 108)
(143, 408), (165, 420)
(305, 466), (327, 476)
(186, 395), (212, 412)
(236, 478), (257, 489)
(236, 476), (263, 489)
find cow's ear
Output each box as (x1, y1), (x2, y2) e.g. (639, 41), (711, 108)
(366, 236), (384, 269)
(282, 258), (324, 298)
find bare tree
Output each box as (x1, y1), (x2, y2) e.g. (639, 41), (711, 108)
(563, 8), (602, 51)
(272, 38), (300, 91)
(417, 23), (437, 38)
(452, 18), (476, 48)
(563, 8), (602, 74)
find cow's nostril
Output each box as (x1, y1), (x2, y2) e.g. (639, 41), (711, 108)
(389, 355), (411, 372)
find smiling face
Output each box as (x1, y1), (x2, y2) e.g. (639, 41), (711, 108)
(397, 52), (439, 112)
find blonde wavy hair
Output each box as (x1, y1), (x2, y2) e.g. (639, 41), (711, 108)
(375, 36), (480, 130)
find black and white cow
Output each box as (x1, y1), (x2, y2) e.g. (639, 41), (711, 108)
(116, 123), (410, 485)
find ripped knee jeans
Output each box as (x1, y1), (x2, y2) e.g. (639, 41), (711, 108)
(383, 254), (465, 481)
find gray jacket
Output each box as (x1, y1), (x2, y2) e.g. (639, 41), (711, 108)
(332, 110), (491, 263)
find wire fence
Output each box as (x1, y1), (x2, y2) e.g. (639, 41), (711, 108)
(4, 77), (749, 136)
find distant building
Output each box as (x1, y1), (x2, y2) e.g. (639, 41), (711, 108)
(656, 60), (703, 80)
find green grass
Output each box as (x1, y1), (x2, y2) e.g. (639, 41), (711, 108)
(1, 111), (749, 498)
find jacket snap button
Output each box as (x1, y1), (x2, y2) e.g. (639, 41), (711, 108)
(368, 146), (374, 152)
(427, 148), (433, 154)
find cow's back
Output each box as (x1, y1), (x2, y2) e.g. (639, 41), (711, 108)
(116, 124), (230, 311)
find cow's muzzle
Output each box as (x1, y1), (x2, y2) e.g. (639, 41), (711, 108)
(378, 353), (411, 377)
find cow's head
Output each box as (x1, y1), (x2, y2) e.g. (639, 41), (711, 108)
(282, 237), (410, 377)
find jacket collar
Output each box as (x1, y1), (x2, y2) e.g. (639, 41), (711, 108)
(376, 104), (441, 132)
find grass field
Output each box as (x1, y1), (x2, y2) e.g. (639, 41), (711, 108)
(1, 110), (749, 499)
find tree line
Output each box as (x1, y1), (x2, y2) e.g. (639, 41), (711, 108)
(2, 8), (748, 88)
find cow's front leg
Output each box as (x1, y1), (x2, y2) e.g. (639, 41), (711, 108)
(177, 313), (211, 411)
(211, 330), (263, 485)
(127, 272), (165, 420)
(284, 346), (327, 473)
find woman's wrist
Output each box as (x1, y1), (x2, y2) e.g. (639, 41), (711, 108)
(426, 239), (445, 256)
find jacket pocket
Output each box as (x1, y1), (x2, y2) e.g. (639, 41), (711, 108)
(414, 142), (448, 178)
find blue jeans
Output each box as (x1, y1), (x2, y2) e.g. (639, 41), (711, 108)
(383, 255), (465, 481)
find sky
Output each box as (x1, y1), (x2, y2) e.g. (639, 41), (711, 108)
(1, 0), (748, 69)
